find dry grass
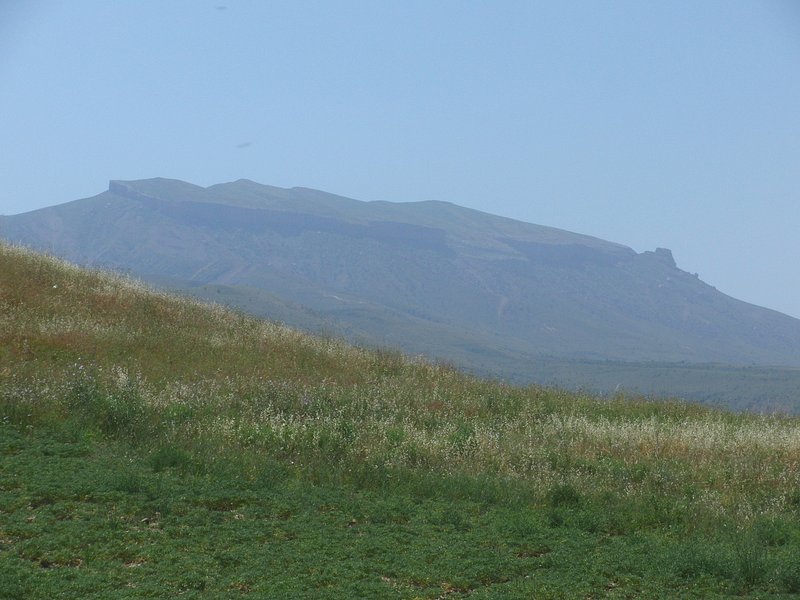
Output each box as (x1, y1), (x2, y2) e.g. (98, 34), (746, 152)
(3, 240), (800, 532)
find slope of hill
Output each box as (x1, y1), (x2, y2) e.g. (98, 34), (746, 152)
(3, 242), (800, 598)
(3, 178), (800, 401)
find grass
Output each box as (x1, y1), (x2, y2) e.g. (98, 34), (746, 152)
(2, 241), (800, 598)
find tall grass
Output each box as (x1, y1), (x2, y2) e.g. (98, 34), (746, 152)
(3, 241), (800, 594)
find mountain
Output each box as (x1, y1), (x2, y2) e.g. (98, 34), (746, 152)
(3, 177), (800, 402)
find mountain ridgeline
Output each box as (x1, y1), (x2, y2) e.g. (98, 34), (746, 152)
(3, 178), (800, 409)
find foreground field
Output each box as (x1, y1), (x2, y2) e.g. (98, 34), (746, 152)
(2, 242), (800, 598)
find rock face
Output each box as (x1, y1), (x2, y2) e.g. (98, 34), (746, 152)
(3, 177), (800, 376)
(653, 248), (677, 268)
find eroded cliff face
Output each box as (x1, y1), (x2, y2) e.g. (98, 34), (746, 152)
(651, 247), (677, 268)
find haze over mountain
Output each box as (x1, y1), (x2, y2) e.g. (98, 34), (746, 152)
(3, 178), (800, 407)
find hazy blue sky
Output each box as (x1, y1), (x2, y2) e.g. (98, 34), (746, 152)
(2, 1), (799, 317)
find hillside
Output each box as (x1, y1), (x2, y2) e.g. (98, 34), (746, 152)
(3, 178), (800, 394)
(3, 242), (800, 598)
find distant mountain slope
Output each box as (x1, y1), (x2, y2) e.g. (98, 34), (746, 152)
(3, 178), (800, 379)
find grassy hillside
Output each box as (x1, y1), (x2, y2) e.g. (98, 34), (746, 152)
(3, 242), (800, 598)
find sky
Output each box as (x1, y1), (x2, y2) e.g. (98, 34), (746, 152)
(1, 1), (799, 318)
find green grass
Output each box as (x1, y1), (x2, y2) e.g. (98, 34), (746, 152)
(3, 241), (800, 598)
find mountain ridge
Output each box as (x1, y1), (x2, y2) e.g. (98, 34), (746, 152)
(110, 177), (635, 255)
(2, 178), (799, 390)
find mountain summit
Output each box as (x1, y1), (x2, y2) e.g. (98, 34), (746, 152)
(3, 178), (799, 383)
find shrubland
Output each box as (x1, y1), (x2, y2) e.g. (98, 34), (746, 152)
(2, 242), (800, 598)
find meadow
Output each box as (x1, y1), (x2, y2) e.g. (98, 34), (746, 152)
(2, 242), (800, 598)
